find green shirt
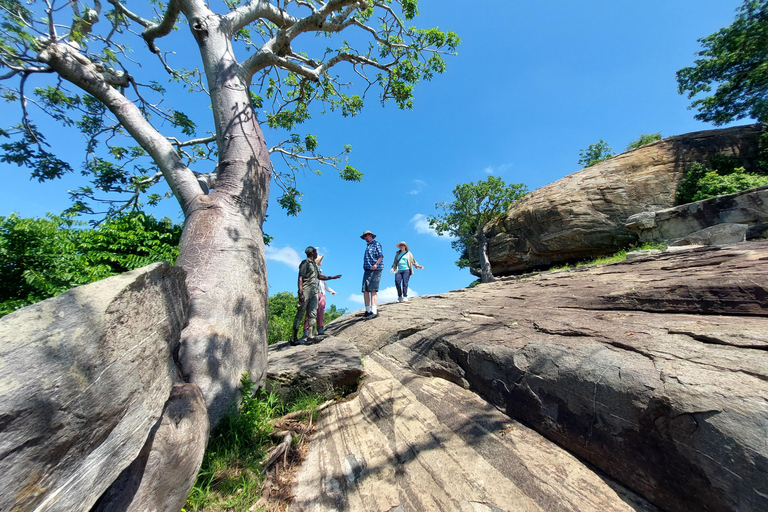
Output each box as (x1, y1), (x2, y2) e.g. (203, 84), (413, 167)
(298, 258), (319, 294)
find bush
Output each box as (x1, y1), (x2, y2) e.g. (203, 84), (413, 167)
(578, 139), (615, 168)
(0, 212), (181, 316)
(626, 132), (662, 151)
(692, 167), (768, 201)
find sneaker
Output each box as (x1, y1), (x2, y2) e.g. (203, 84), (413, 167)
(317, 327), (325, 335)
(366, 312), (379, 320)
(289, 337), (307, 346)
(397, 297), (403, 302)
(402, 297), (409, 302)
(363, 311), (372, 318)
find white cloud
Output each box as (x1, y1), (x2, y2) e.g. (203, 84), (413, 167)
(410, 213), (453, 239)
(349, 287), (420, 305)
(378, 286), (419, 303)
(409, 179), (428, 195)
(265, 245), (301, 269)
(484, 163), (514, 174)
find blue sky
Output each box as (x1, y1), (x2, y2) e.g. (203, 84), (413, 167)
(1, 0), (748, 314)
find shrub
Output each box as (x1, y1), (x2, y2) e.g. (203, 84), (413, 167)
(692, 167), (768, 201)
(626, 132), (662, 150)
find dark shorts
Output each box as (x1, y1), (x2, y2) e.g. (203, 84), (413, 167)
(362, 269), (382, 292)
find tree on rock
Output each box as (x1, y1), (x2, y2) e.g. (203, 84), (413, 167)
(0, 0), (458, 425)
(578, 139), (615, 168)
(677, 0), (768, 124)
(429, 177), (527, 283)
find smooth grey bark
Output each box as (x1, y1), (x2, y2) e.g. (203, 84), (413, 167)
(37, 0), (272, 427)
(477, 227), (496, 283)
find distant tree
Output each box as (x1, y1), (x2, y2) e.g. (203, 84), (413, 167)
(429, 176), (528, 283)
(578, 139), (615, 168)
(0, 212), (181, 316)
(267, 291), (297, 345)
(626, 132), (662, 151)
(267, 291), (346, 344)
(0, 0), (458, 423)
(677, 0), (768, 124)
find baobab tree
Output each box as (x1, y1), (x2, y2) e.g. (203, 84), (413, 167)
(0, 0), (458, 424)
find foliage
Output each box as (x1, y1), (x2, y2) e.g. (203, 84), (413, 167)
(693, 167), (768, 200)
(677, 0), (768, 124)
(677, 150), (768, 204)
(185, 373), (325, 511)
(578, 139), (615, 167)
(0, 212), (181, 316)
(428, 176), (528, 270)
(0, 0), (460, 218)
(267, 291), (346, 344)
(626, 132), (662, 150)
(676, 162), (711, 204)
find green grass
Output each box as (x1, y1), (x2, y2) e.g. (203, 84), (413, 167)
(548, 243), (667, 272)
(183, 375), (326, 512)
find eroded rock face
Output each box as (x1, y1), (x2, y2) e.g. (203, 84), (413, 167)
(626, 185), (768, 245)
(0, 263), (188, 512)
(480, 123), (767, 275)
(324, 240), (768, 512)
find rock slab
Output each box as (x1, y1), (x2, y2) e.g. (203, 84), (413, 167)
(266, 336), (364, 401)
(0, 262), (188, 512)
(322, 240), (768, 512)
(291, 354), (658, 512)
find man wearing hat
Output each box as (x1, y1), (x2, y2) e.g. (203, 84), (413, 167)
(360, 230), (383, 319)
(292, 246), (341, 345)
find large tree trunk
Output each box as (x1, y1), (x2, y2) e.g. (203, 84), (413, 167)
(476, 228), (496, 283)
(175, 8), (271, 426)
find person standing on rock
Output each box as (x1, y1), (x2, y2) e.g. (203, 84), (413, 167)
(292, 247), (341, 345)
(390, 241), (424, 302)
(304, 254), (337, 336)
(360, 230), (383, 319)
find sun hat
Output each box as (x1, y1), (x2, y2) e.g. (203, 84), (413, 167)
(360, 230), (376, 239)
(316, 254), (325, 265)
(396, 241), (409, 252)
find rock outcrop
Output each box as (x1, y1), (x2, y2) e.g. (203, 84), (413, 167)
(305, 240), (768, 512)
(0, 263), (205, 512)
(266, 336), (364, 401)
(626, 185), (768, 245)
(479, 123), (766, 275)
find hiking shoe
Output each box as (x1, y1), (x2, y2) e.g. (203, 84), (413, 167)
(366, 312), (379, 320)
(363, 311), (372, 318)
(317, 327), (325, 335)
(290, 337), (308, 346)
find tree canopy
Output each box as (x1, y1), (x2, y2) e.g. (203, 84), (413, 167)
(0, 0), (459, 217)
(677, 0), (768, 125)
(429, 176), (528, 282)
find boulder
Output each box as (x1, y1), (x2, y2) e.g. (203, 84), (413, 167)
(322, 240), (768, 512)
(626, 185), (768, 244)
(0, 262), (188, 512)
(91, 383), (208, 512)
(266, 336), (364, 401)
(479, 123), (767, 275)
